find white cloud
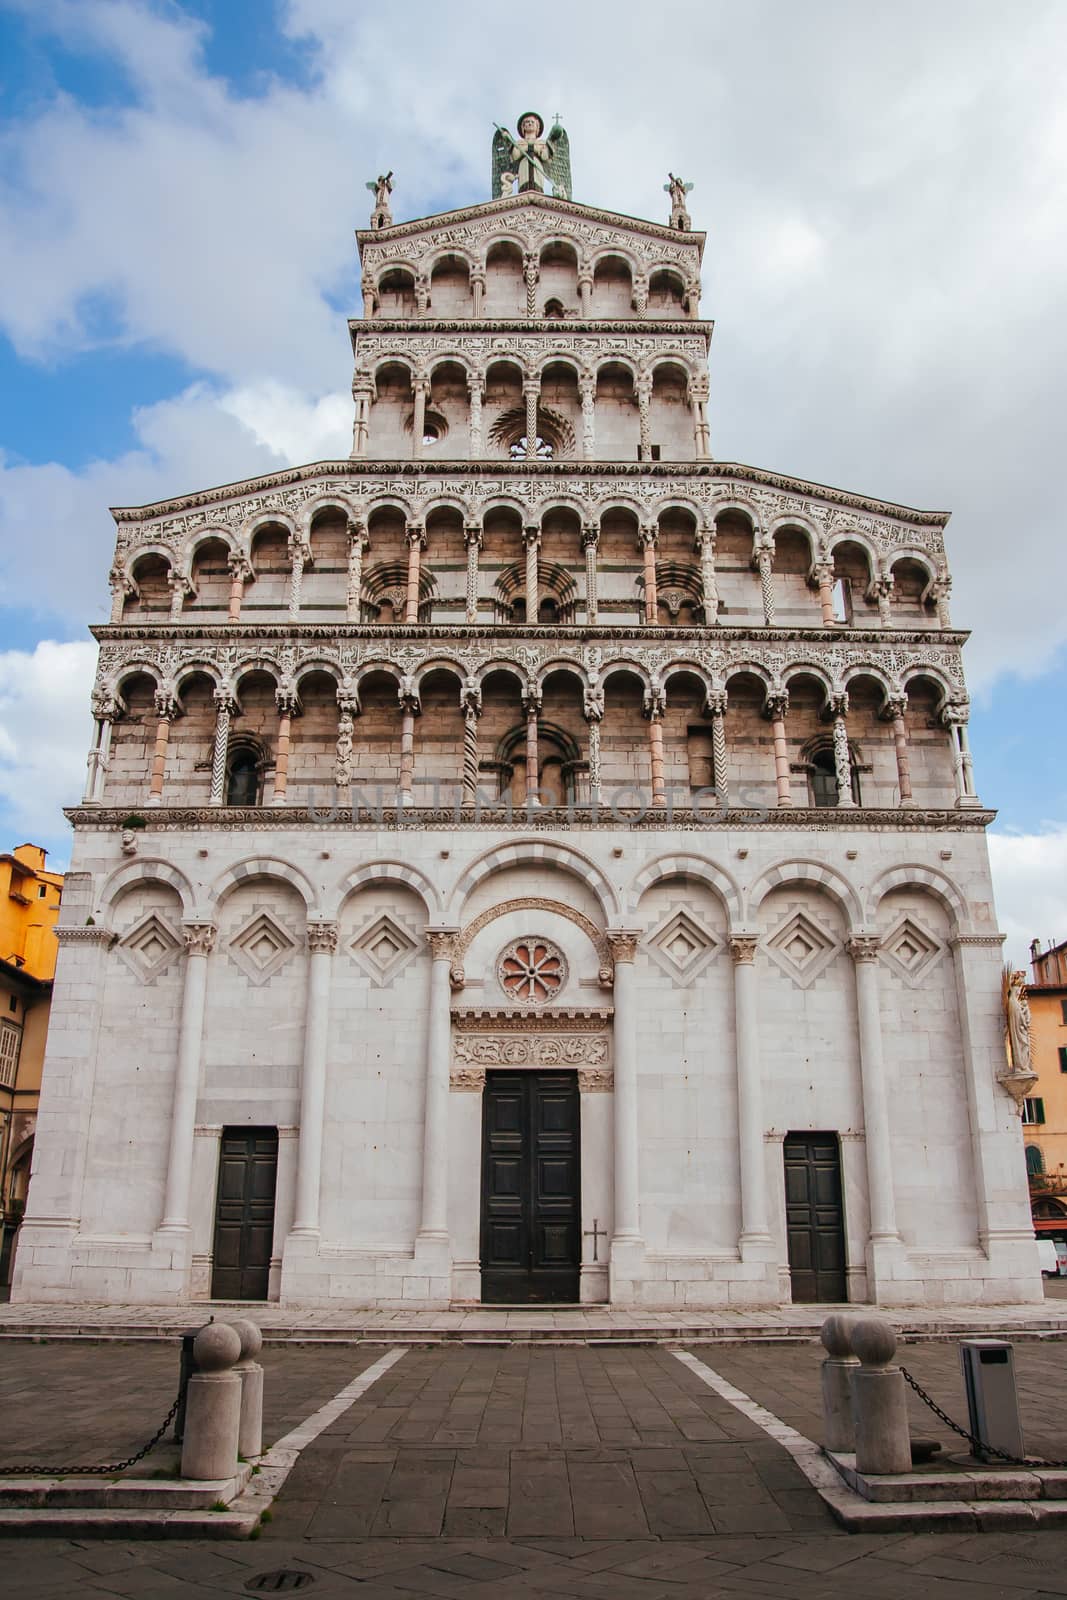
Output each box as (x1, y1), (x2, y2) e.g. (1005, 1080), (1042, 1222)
(0, 639), (98, 859)
(989, 829), (1067, 969)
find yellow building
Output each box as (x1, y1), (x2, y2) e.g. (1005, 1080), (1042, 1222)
(1024, 937), (1067, 1248)
(0, 844), (63, 1288)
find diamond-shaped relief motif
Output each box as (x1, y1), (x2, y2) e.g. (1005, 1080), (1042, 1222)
(350, 912), (420, 987)
(765, 908), (839, 989)
(116, 912), (182, 983)
(645, 908), (720, 986)
(880, 915), (941, 986)
(227, 910), (298, 986)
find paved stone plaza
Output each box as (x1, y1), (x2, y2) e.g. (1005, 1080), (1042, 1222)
(4, 1338), (1067, 1595)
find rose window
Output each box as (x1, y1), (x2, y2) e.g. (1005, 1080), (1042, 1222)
(497, 937), (567, 1004)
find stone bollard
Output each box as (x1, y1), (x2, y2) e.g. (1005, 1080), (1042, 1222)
(850, 1317), (911, 1475)
(180, 1321), (243, 1481)
(819, 1313), (858, 1453)
(230, 1317), (264, 1460)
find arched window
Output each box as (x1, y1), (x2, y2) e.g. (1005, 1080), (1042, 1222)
(1026, 1145), (1046, 1178)
(808, 744), (861, 807)
(225, 743), (262, 806)
(544, 298), (565, 319)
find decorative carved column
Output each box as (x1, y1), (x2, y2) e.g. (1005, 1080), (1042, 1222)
(766, 692), (792, 807)
(523, 378), (540, 459)
(350, 378), (372, 459)
(637, 374), (653, 461)
(411, 374), (429, 458)
(943, 705), (979, 806)
(108, 565), (134, 622)
(579, 373), (596, 459)
(523, 251), (539, 316)
(873, 571), (894, 627)
(84, 699), (115, 804)
(405, 522), (425, 623)
(523, 689), (541, 807)
(830, 692), (855, 809)
(470, 265), (485, 317)
(414, 272), (430, 315)
(645, 688), (667, 808)
(360, 274), (378, 318)
(607, 930), (644, 1271)
(524, 524), (540, 622)
(460, 684), (481, 803)
(227, 553), (251, 621)
(633, 273), (649, 317)
(291, 922), (338, 1236)
(708, 689), (729, 808)
(419, 928), (460, 1253)
(467, 375), (484, 456)
(729, 935), (773, 1253)
(847, 937), (902, 1254)
(885, 695), (914, 806)
(209, 690), (236, 806)
(689, 376), (711, 459)
(464, 523), (482, 622)
(577, 266), (593, 316)
(399, 691), (419, 805)
(334, 694), (357, 802)
(168, 570), (192, 620)
(696, 528), (718, 623)
(582, 524), (599, 622)
(346, 518), (368, 622)
(158, 922), (216, 1233)
(640, 524), (659, 623)
(755, 537), (776, 625)
(148, 691), (177, 807)
(815, 559), (836, 625)
(584, 690), (604, 804)
(287, 538), (306, 620)
(273, 688), (298, 805)
(933, 574), (952, 628)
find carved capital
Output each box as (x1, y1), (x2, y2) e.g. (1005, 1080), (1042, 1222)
(764, 691), (789, 722)
(729, 935), (759, 966)
(275, 687), (300, 717)
(426, 928), (459, 962)
(450, 1064), (487, 1091)
(606, 930), (640, 963)
(581, 524), (600, 549)
(406, 523), (426, 550)
(226, 551), (253, 581)
(183, 922), (217, 957)
(464, 522), (483, 549)
(828, 691), (849, 720)
(153, 690), (179, 720)
(706, 689), (728, 718)
(638, 523), (659, 549)
(847, 936), (881, 964)
(307, 921), (339, 955)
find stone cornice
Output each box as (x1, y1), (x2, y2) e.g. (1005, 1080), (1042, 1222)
(65, 805), (996, 832)
(351, 317), (712, 339)
(356, 190), (706, 256)
(451, 1006), (613, 1028)
(108, 458), (950, 528)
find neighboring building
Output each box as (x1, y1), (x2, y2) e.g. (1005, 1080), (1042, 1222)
(1024, 937), (1067, 1250)
(0, 844), (62, 1287)
(14, 117), (1040, 1310)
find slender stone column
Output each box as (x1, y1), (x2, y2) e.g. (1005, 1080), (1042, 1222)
(405, 523), (425, 623)
(582, 524), (599, 622)
(419, 929), (459, 1247)
(830, 693), (855, 809)
(467, 376), (484, 456)
(958, 719), (977, 801)
(633, 273), (649, 317)
(607, 931), (643, 1254)
(415, 273), (430, 315)
(766, 692), (792, 807)
(708, 690), (729, 808)
(399, 693), (418, 804)
(287, 538), (305, 620)
(334, 694), (356, 803)
(84, 707), (115, 804)
(273, 689), (298, 805)
(579, 375), (596, 459)
(411, 375), (429, 458)
(755, 538), (776, 625)
(730, 936), (773, 1251)
(227, 553), (251, 621)
(470, 266), (485, 316)
(523, 692), (540, 806)
(346, 518), (368, 622)
(815, 559), (836, 625)
(885, 695), (914, 806)
(350, 380), (372, 459)
(578, 267), (593, 316)
(943, 706), (979, 805)
(168, 571), (191, 620)
(848, 937), (902, 1250)
(209, 691), (236, 806)
(523, 379), (540, 459)
(637, 374), (653, 461)
(460, 684), (481, 804)
(873, 572), (893, 626)
(640, 525), (659, 622)
(584, 691), (604, 804)
(690, 378), (711, 459)
(464, 524), (482, 622)
(109, 565), (133, 622)
(523, 252), (539, 316)
(645, 690), (666, 808)
(696, 529), (718, 623)
(933, 574), (952, 628)
(158, 923), (216, 1233)
(524, 525), (540, 621)
(291, 922), (338, 1235)
(360, 274), (378, 318)
(148, 692), (177, 806)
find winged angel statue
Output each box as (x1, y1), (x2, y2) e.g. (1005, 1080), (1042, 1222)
(492, 113), (571, 200)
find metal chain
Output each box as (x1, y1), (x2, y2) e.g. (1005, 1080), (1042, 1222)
(0, 1378), (186, 1478)
(900, 1365), (1067, 1470)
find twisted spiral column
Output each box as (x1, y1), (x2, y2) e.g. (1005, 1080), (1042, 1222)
(464, 524), (482, 622)
(209, 693), (235, 806)
(708, 690), (729, 808)
(523, 379), (540, 460)
(830, 693), (855, 808)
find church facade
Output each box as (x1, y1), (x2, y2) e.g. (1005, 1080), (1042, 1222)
(14, 122), (1041, 1309)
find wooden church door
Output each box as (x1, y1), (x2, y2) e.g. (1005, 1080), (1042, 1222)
(783, 1132), (847, 1302)
(211, 1127), (278, 1301)
(480, 1071), (581, 1303)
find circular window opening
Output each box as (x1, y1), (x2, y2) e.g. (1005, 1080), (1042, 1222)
(422, 424), (441, 445)
(509, 435), (554, 460)
(497, 937), (568, 1004)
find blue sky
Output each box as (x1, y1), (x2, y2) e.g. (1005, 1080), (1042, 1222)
(0, 0), (1065, 959)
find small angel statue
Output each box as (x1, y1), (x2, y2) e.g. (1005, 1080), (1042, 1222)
(665, 172), (693, 230)
(366, 172), (394, 230)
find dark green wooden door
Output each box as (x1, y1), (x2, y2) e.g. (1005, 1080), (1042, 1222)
(784, 1132), (847, 1302)
(211, 1127), (278, 1301)
(481, 1072), (581, 1303)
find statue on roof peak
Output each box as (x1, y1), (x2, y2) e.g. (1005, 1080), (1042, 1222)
(492, 113), (571, 201)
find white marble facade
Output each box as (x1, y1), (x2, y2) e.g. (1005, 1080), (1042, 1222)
(13, 166), (1041, 1309)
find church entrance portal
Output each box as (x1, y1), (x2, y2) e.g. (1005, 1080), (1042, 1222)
(783, 1132), (847, 1302)
(210, 1127), (278, 1300)
(480, 1071), (581, 1303)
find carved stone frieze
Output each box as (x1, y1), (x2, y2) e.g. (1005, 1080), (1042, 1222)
(453, 1032), (610, 1068)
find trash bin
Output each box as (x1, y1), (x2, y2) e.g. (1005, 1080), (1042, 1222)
(959, 1339), (1024, 1461)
